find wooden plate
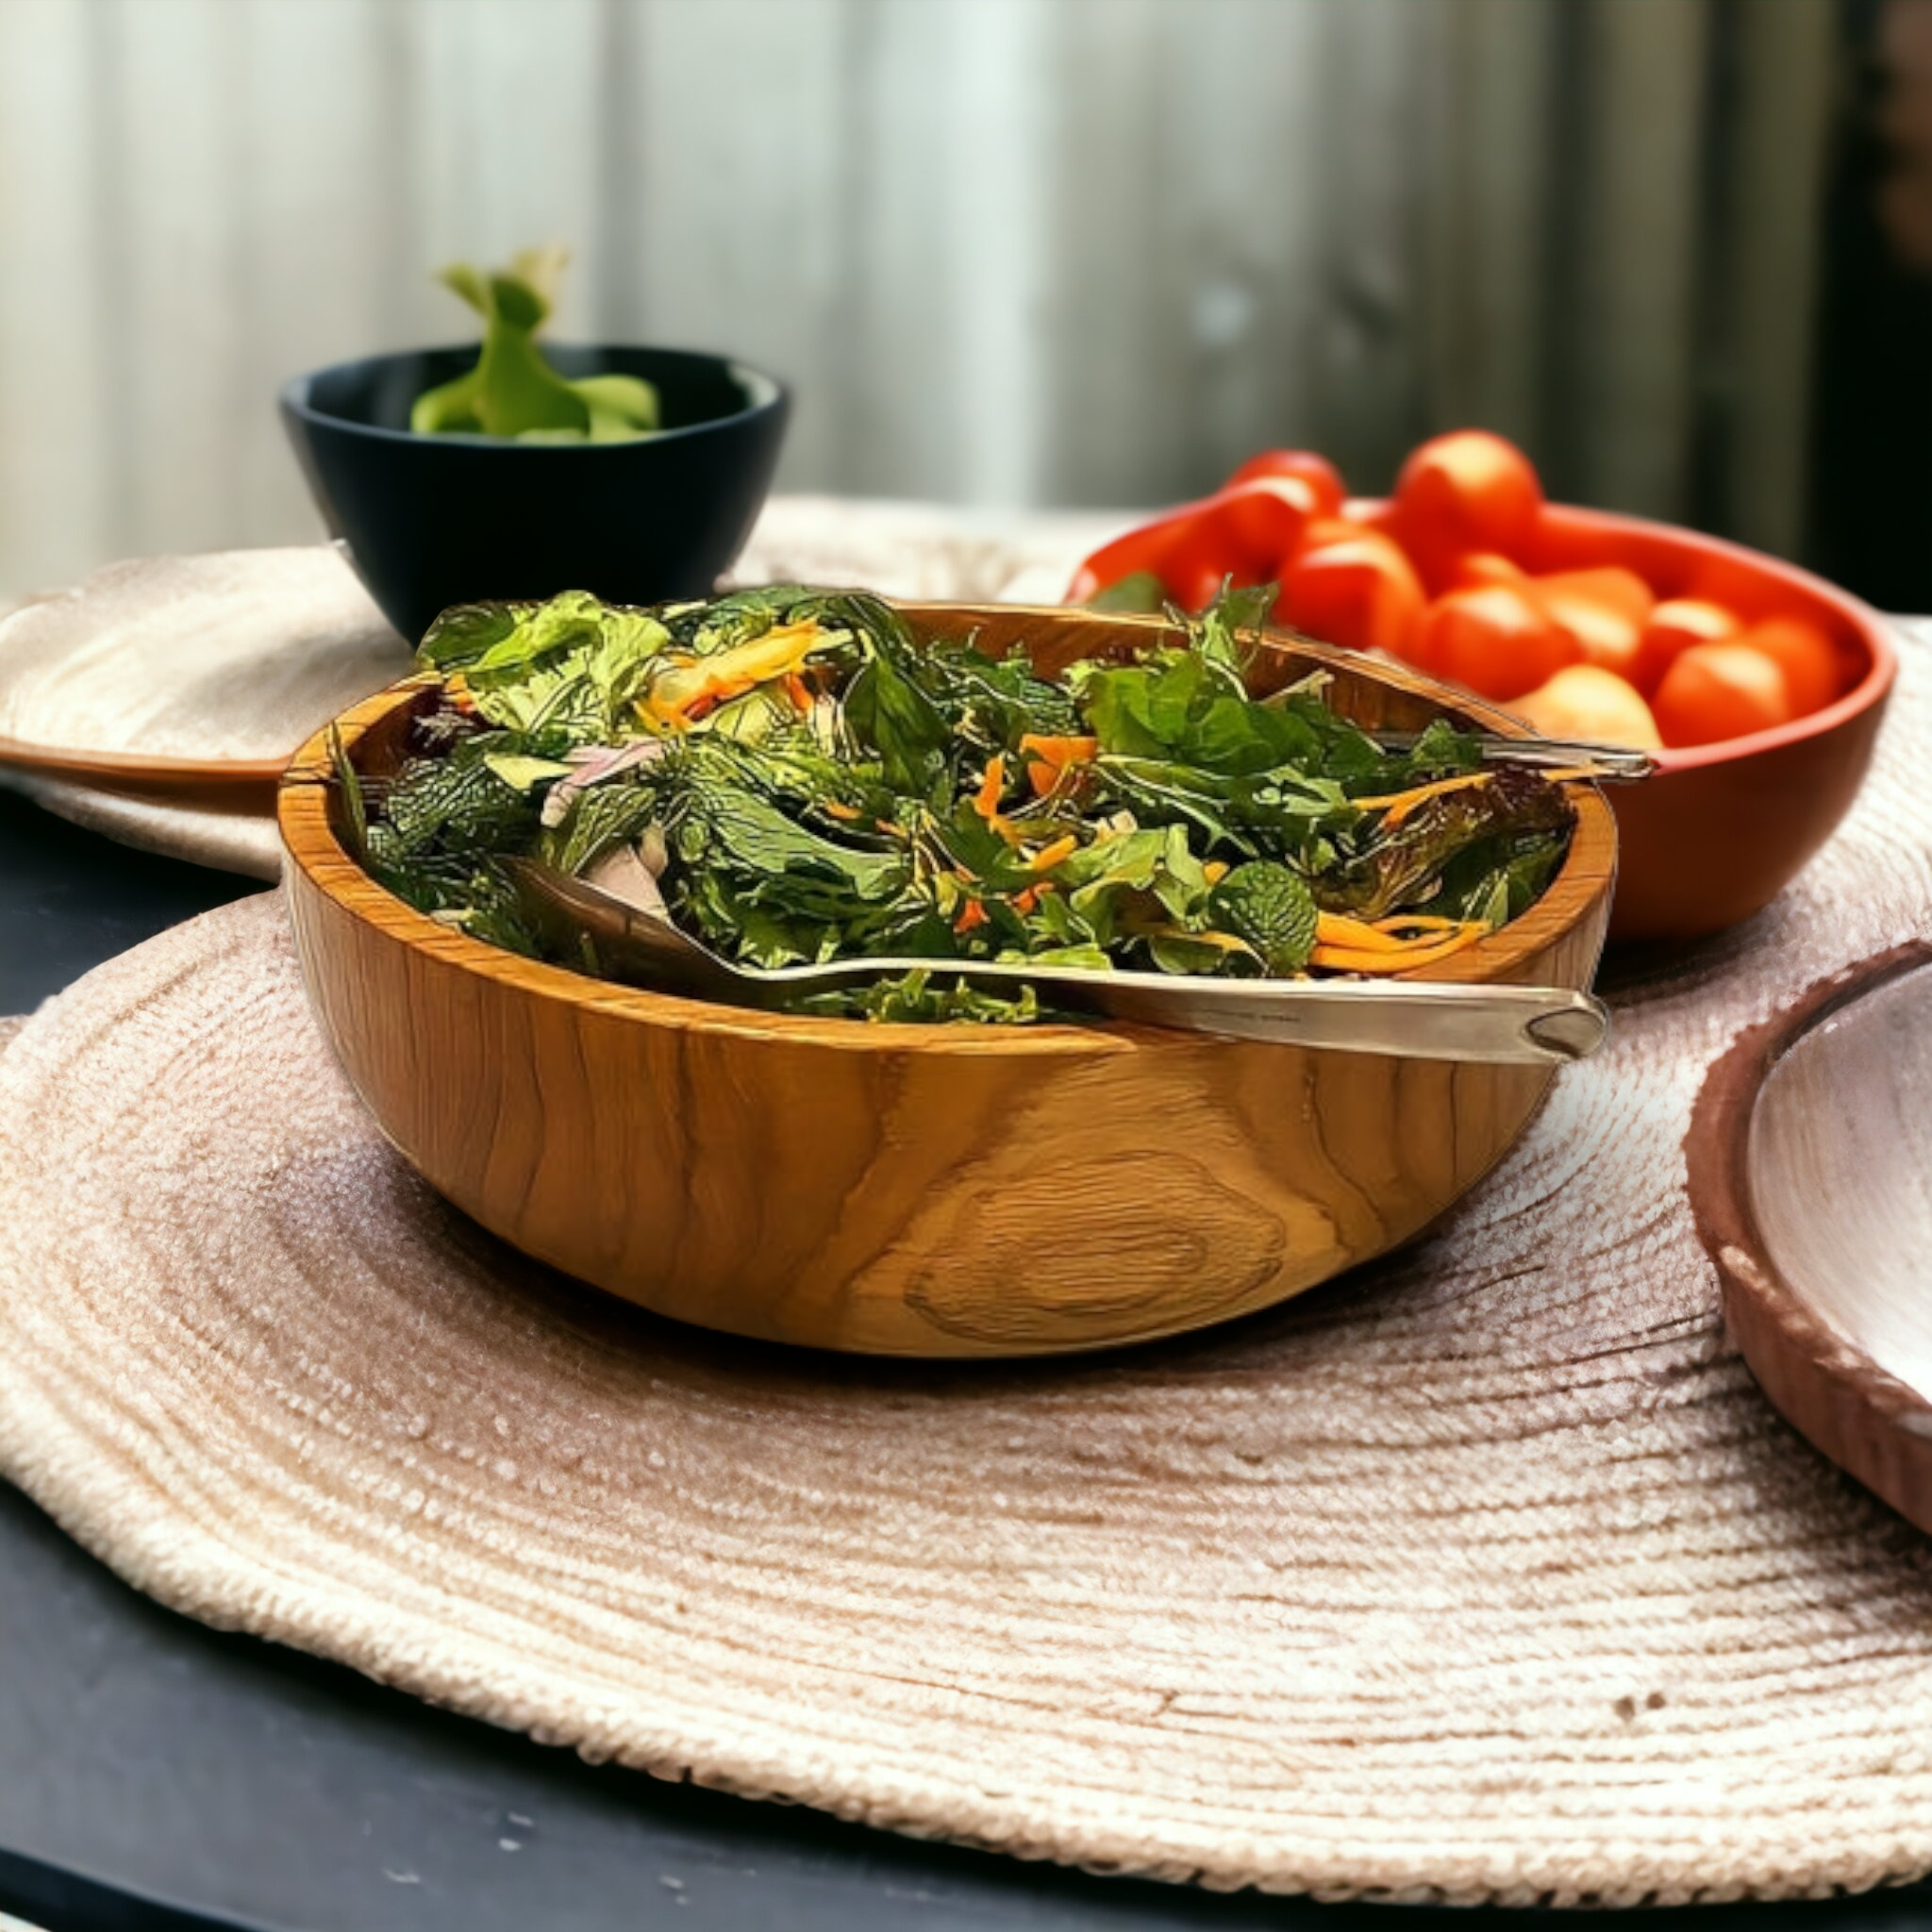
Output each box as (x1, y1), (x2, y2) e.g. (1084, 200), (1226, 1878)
(0, 548), (404, 815)
(1688, 941), (1932, 1531)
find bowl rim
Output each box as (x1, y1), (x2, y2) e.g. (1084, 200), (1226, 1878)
(278, 599), (1616, 1058)
(278, 341), (790, 453)
(1077, 494), (1899, 775)
(1520, 501), (1900, 774)
(1684, 939), (1932, 1530)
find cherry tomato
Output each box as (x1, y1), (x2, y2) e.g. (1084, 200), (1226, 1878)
(1737, 617), (1840, 718)
(1203, 476), (1318, 577)
(1630, 598), (1740, 694)
(1530, 566), (1654, 680)
(1652, 642), (1794, 747)
(1393, 431), (1545, 585)
(1224, 449), (1347, 519)
(1275, 531), (1426, 658)
(1447, 552), (1527, 590)
(1068, 482), (1312, 608)
(1511, 664), (1661, 752)
(1299, 516), (1367, 552)
(1415, 583), (1580, 702)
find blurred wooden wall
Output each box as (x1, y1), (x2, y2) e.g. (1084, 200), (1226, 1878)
(0, 0), (1837, 599)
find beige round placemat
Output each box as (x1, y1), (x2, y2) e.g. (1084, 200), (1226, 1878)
(2, 656), (1930, 1907)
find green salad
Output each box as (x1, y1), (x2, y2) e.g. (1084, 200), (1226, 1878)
(341, 585), (1576, 1023)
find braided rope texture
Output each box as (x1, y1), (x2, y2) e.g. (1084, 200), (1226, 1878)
(0, 641), (1929, 1907)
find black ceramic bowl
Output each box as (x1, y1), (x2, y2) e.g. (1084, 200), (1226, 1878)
(280, 344), (790, 642)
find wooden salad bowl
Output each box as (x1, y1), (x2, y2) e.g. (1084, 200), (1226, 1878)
(279, 601), (1616, 1358)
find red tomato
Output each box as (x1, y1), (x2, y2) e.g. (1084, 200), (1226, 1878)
(1630, 598), (1740, 694)
(1415, 584), (1581, 702)
(1224, 449), (1346, 519)
(1203, 476), (1317, 577)
(1393, 431), (1545, 580)
(1447, 552), (1527, 590)
(1531, 567), (1654, 681)
(1652, 642), (1794, 747)
(1068, 481), (1312, 608)
(1737, 617), (1840, 718)
(1066, 514), (1192, 604)
(1275, 531), (1426, 658)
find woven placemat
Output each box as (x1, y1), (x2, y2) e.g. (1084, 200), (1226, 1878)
(0, 651), (1928, 1907)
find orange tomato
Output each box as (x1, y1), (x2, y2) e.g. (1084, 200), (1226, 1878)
(1275, 531), (1426, 658)
(1224, 449), (1346, 520)
(1447, 551), (1527, 590)
(1530, 567), (1654, 681)
(1510, 664), (1662, 751)
(1393, 431), (1545, 586)
(1299, 516), (1367, 552)
(1737, 617), (1840, 718)
(1652, 642), (1794, 747)
(1415, 583), (1581, 702)
(1631, 598), (1740, 694)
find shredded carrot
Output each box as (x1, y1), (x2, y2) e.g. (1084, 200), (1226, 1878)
(953, 898), (989, 936)
(1315, 911), (1409, 951)
(785, 672), (814, 713)
(1019, 734), (1097, 801)
(823, 800), (861, 822)
(1019, 733), (1098, 766)
(1011, 887), (1040, 916)
(1308, 919), (1487, 974)
(973, 754), (1008, 821)
(874, 818), (906, 837)
(1203, 860), (1229, 886)
(1027, 833), (1079, 873)
(1353, 770), (1491, 828)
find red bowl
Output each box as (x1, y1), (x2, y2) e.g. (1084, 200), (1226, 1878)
(1067, 498), (1898, 946)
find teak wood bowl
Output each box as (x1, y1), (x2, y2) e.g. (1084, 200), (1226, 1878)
(1687, 942), (1932, 1533)
(279, 601), (1616, 1358)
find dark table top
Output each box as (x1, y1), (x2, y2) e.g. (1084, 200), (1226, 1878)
(1, 786), (1929, 1932)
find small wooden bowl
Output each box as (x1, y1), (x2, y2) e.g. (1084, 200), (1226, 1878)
(1688, 943), (1932, 1532)
(1520, 507), (1897, 945)
(279, 602), (1615, 1358)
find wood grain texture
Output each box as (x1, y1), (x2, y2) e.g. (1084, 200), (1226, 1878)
(1687, 942), (1932, 1536)
(7, 611), (1932, 1903)
(279, 601), (1613, 1357)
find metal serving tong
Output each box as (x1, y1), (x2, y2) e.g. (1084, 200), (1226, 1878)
(508, 859), (1609, 1068)
(1371, 731), (1656, 781)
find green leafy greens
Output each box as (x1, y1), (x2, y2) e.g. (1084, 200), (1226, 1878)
(409, 247), (659, 444)
(352, 585), (1578, 1022)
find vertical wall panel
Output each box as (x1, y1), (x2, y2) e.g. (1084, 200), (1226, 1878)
(0, 0), (117, 594)
(1721, 0), (1836, 558)
(1566, 0), (1713, 521)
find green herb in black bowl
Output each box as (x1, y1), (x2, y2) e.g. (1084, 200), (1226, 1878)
(279, 250), (789, 643)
